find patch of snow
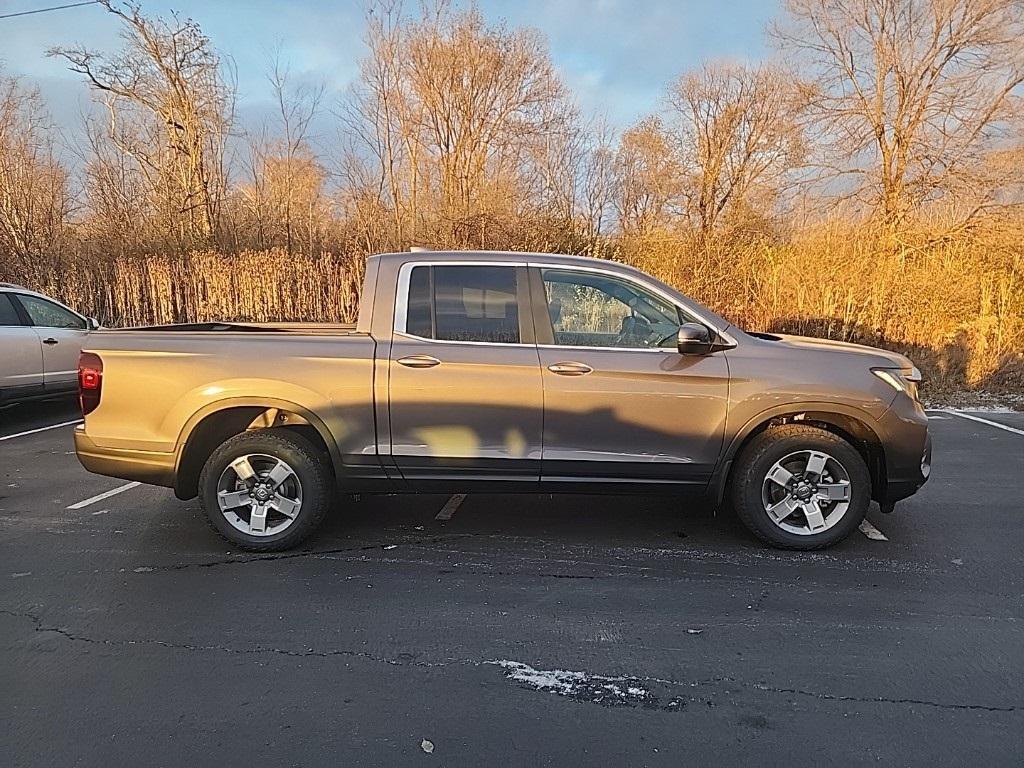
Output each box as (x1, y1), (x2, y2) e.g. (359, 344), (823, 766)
(489, 660), (649, 703)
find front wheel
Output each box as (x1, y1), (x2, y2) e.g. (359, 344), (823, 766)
(198, 429), (331, 551)
(730, 425), (870, 550)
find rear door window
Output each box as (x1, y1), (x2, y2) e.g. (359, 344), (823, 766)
(404, 265), (521, 344)
(0, 294), (23, 326)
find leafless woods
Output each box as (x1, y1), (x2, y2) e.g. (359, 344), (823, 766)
(1, 0), (1022, 394)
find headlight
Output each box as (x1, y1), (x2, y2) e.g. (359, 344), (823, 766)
(872, 366), (922, 399)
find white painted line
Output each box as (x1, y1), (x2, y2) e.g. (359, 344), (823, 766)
(0, 419), (82, 441)
(858, 519), (889, 541)
(67, 481), (140, 510)
(944, 411), (1024, 437)
(435, 493), (466, 521)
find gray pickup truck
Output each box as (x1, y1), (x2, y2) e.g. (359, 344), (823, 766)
(74, 250), (930, 550)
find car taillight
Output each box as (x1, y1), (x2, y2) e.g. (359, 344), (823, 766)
(79, 352), (103, 416)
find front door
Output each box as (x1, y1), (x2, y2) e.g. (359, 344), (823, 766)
(387, 263), (543, 490)
(14, 293), (89, 393)
(531, 266), (730, 488)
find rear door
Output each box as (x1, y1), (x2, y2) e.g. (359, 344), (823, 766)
(13, 293), (89, 393)
(530, 265), (730, 489)
(0, 293), (45, 399)
(386, 261), (543, 490)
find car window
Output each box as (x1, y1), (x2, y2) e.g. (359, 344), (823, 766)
(17, 294), (86, 330)
(541, 269), (683, 349)
(405, 265), (521, 344)
(0, 294), (23, 326)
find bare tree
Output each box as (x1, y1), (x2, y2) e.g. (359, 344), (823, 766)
(341, 1), (575, 247)
(242, 51), (326, 253)
(776, 0), (1024, 228)
(667, 62), (803, 237)
(0, 74), (71, 261)
(406, 6), (568, 224)
(580, 117), (618, 241)
(614, 116), (682, 235)
(79, 113), (148, 251)
(51, 0), (235, 247)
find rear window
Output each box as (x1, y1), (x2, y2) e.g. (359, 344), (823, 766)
(0, 294), (22, 326)
(405, 265), (520, 344)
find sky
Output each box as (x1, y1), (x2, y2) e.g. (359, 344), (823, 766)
(1, 0), (778, 150)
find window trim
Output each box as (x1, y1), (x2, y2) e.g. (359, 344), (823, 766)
(529, 263), (734, 353)
(393, 260), (533, 347)
(392, 259), (736, 352)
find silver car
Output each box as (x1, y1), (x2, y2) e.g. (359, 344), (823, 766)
(0, 283), (99, 404)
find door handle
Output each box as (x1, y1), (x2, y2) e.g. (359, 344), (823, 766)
(547, 362), (593, 376)
(42, 337), (59, 345)
(397, 355), (441, 369)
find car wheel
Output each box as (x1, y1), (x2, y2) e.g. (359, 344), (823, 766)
(199, 429), (331, 551)
(730, 425), (870, 550)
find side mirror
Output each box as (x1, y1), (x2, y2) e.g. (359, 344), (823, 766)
(677, 322), (713, 355)
(87, 317), (101, 331)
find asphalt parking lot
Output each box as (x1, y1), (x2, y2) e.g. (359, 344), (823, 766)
(2, 398), (1023, 766)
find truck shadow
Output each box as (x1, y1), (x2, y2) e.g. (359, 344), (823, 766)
(309, 490), (839, 556)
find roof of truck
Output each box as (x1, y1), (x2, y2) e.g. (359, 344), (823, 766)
(372, 250), (636, 269)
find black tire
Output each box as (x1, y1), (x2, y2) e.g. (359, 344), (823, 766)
(198, 429), (331, 551)
(730, 425), (870, 550)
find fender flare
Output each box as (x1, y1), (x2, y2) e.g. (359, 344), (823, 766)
(709, 401), (886, 505)
(173, 395), (344, 479)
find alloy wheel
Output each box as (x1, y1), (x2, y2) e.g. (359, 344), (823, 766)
(216, 453), (303, 537)
(760, 449), (852, 536)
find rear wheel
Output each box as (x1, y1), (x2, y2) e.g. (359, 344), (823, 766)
(730, 425), (870, 550)
(199, 430), (330, 551)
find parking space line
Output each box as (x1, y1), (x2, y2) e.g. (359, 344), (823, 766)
(943, 411), (1024, 437)
(858, 519), (888, 541)
(67, 481), (140, 510)
(436, 493), (466, 520)
(0, 419), (82, 441)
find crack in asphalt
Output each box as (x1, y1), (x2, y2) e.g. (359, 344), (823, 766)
(2, 608), (1019, 714)
(0, 609), (458, 668)
(139, 534), (485, 571)
(747, 683), (1020, 712)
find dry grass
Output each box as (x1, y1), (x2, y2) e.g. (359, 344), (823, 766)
(8, 250), (365, 326)
(3, 223), (1022, 402)
(618, 224), (1024, 398)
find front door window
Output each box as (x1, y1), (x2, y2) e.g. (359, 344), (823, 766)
(541, 269), (682, 349)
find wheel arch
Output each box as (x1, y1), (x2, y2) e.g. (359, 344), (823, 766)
(173, 397), (340, 500)
(711, 404), (887, 506)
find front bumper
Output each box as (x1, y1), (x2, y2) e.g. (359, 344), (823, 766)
(876, 395), (931, 505)
(74, 426), (176, 488)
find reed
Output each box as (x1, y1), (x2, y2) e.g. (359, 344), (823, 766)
(3, 224), (1021, 400)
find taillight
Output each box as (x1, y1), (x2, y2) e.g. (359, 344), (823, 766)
(79, 352), (103, 416)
